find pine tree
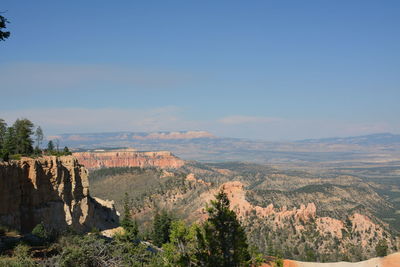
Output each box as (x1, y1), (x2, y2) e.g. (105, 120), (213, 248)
(267, 239), (275, 256)
(162, 220), (201, 266)
(0, 119), (6, 149)
(152, 210), (173, 247)
(47, 140), (55, 152)
(120, 192), (138, 242)
(202, 189), (251, 267)
(63, 146), (71, 154)
(34, 126), (44, 150)
(3, 126), (16, 157)
(13, 118), (34, 155)
(0, 119), (7, 159)
(55, 139), (60, 152)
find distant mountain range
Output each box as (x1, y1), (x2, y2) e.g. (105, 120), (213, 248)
(51, 131), (400, 146)
(298, 133), (400, 146)
(49, 131), (400, 165)
(49, 130), (215, 144)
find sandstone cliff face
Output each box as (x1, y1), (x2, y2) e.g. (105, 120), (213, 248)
(73, 150), (185, 169)
(0, 156), (119, 233)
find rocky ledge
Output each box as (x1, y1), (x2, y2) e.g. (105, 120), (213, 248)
(0, 156), (119, 233)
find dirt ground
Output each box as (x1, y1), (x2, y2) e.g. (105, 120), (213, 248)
(261, 253), (400, 267)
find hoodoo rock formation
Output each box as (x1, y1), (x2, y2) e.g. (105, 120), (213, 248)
(187, 181), (397, 259)
(0, 156), (119, 233)
(220, 181), (391, 241)
(73, 149), (185, 170)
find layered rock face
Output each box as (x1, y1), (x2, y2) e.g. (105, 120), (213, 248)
(73, 149), (184, 170)
(0, 156), (119, 233)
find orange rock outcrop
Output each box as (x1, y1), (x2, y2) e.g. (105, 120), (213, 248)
(73, 149), (184, 169)
(220, 181), (317, 222)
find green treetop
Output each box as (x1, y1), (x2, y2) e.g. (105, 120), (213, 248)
(12, 118), (34, 155)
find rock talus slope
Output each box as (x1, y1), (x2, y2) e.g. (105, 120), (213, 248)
(0, 156), (119, 233)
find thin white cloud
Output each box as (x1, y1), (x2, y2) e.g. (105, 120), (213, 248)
(0, 106), (203, 135)
(0, 62), (194, 93)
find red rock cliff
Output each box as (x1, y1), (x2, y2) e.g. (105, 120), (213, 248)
(73, 150), (185, 169)
(0, 156), (119, 233)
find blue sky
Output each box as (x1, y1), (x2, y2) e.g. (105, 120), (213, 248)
(1, 1), (399, 140)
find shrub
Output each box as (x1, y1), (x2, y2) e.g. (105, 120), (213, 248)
(51, 233), (161, 267)
(9, 154), (21, 160)
(90, 227), (100, 235)
(56, 235), (111, 267)
(0, 244), (37, 267)
(274, 257), (284, 267)
(31, 222), (49, 241)
(0, 258), (27, 267)
(375, 239), (388, 257)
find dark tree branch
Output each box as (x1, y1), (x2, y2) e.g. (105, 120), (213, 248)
(0, 12), (11, 41)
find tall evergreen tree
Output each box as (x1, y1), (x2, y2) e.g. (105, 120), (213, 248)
(12, 118), (34, 155)
(34, 126), (44, 149)
(0, 119), (7, 153)
(3, 126), (16, 157)
(120, 192), (138, 242)
(55, 139), (60, 152)
(203, 189), (250, 267)
(47, 140), (55, 152)
(152, 210), (173, 247)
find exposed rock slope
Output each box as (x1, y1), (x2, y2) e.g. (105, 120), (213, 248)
(218, 181), (397, 262)
(0, 156), (118, 233)
(73, 149), (184, 169)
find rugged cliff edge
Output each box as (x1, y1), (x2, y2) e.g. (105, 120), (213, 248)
(0, 156), (119, 233)
(73, 149), (185, 169)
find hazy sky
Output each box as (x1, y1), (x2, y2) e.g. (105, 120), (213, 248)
(1, 1), (399, 140)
